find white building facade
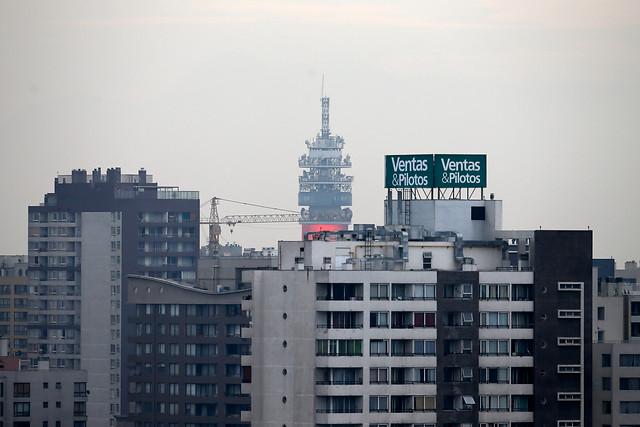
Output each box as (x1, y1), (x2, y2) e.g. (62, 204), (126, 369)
(243, 196), (593, 426)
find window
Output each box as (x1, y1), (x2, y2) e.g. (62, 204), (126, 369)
(169, 383), (179, 396)
(14, 383), (30, 397)
(370, 340), (388, 356)
(169, 363), (179, 376)
(480, 340), (509, 356)
(412, 283), (435, 300)
(598, 306), (605, 320)
(558, 337), (582, 346)
(74, 401), (86, 416)
(414, 396), (436, 411)
(14, 402), (30, 417)
(558, 282), (582, 291)
(370, 368), (388, 384)
(413, 312), (436, 327)
(558, 310), (581, 318)
(169, 324), (179, 336)
(471, 206), (485, 220)
(602, 353), (612, 367)
(480, 395), (509, 412)
(413, 340), (436, 356)
(480, 283), (509, 300)
(423, 253), (432, 269)
(185, 363), (216, 376)
(620, 378), (640, 390)
(620, 354), (640, 367)
(370, 283), (389, 300)
(316, 339), (362, 356)
(74, 382), (87, 397)
(602, 400), (612, 414)
(480, 368), (509, 384)
(602, 377), (611, 391)
(370, 312), (389, 328)
(558, 365), (581, 373)
(480, 312), (509, 328)
(370, 395), (388, 412)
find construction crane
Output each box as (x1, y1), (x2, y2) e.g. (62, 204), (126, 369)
(201, 197), (301, 251)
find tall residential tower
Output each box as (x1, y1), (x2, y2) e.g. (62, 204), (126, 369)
(298, 96), (353, 237)
(27, 168), (199, 426)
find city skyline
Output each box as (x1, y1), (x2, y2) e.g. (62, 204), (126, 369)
(1, 1), (639, 261)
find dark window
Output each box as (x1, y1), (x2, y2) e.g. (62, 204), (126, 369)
(14, 383), (29, 397)
(598, 306), (605, 320)
(602, 400), (611, 414)
(73, 402), (86, 417)
(620, 354), (640, 367)
(74, 382), (87, 397)
(603, 377), (611, 390)
(602, 353), (612, 367)
(471, 206), (485, 220)
(632, 302), (640, 316)
(55, 382), (61, 389)
(620, 378), (640, 390)
(14, 402), (30, 417)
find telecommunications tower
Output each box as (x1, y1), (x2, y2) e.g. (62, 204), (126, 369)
(298, 91), (353, 238)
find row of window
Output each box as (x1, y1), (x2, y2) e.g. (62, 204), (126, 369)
(317, 311), (535, 329)
(132, 362), (246, 378)
(602, 353), (640, 367)
(322, 367), (533, 385)
(361, 283), (533, 301)
(319, 394), (533, 413)
(602, 400), (640, 414)
(133, 402), (248, 417)
(135, 304), (242, 317)
(602, 376), (640, 390)
(316, 339), (535, 357)
(13, 401), (86, 416)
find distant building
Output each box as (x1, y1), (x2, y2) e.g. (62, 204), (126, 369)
(298, 96), (353, 237)
(27, 168), (199, 426)
(0, 255), (29, 357)
(197, 244), (278, 291)
(592, 259), (640, 425)
(123, 275), (251, 427)
(0, 353), (88, 426)
(243, 189), (593, 425)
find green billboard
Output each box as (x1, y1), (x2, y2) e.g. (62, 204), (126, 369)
(385, 154), (433, 188)
(434, 154), (486, 188)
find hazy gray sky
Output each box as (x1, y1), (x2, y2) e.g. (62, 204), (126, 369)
(1, 1), (639, 263)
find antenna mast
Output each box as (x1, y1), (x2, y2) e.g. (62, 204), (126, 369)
(321, 76), (330, 138)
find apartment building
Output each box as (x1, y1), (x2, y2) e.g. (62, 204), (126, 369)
(0, 256), (29, 356)
(592, 259), (640, 426)
(0, 356), (88, 426)
(123, 274), (251, 427)
(242, 192), (593, 426)
(27, 168), (199, 425)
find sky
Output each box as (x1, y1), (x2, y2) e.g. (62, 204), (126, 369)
(1, 1), (639, 264)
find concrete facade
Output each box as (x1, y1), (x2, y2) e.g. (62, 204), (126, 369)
(0, 359), (88, 426)
(592, 260), (640, 426)
(243, 196), (592, 426)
